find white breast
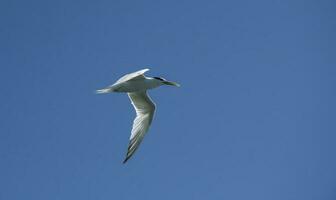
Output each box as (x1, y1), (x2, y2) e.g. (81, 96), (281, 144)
(113, 78), (161, 93)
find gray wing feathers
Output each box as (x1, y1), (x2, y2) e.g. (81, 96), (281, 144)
(115, 68), (149, 85)
(123, 91), (155, 163)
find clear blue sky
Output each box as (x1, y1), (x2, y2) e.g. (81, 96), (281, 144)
(1, 0), (335, 199)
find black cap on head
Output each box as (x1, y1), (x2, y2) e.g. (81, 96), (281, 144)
(153, 77), (166, 81)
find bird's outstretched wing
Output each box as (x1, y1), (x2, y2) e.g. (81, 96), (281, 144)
(115, 68), (149, 85)
(123, 91), (155, 163)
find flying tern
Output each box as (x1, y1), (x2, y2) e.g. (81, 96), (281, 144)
(96, 69), (180, 163)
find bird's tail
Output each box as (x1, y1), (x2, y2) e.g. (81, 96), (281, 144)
(96, 88), (112, 94)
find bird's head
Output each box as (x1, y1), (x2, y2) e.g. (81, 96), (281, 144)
(153, 77), (180, 87)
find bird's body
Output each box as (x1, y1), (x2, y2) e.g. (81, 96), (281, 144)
(105, 78), (162, 93)
(96, 69), (179, 163)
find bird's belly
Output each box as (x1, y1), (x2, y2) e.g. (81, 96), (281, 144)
(113, 80), (155, 93)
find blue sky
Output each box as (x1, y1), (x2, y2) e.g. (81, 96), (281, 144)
(1, 0), (336, 199)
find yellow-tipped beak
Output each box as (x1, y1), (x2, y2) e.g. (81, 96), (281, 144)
(163, 81), (180, 87)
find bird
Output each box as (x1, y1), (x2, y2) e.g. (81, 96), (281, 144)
(96, 69), (180, 163)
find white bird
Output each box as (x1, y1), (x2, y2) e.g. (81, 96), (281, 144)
(96, 69), (180, 163)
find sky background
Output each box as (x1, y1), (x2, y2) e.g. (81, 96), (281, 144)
(1, 0), (336, 199)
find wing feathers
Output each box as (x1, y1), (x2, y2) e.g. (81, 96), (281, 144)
(123, 91), (155, 163)
(115, 68), (149, 85)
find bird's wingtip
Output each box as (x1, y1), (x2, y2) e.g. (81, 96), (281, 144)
(123, 157), (130, 164)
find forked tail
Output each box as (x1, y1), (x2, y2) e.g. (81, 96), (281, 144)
(96, 88), (112, 94)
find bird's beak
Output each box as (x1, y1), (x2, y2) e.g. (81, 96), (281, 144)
(163, 81), (180, 87)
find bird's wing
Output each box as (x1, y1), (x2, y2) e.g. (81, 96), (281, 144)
(115, 68), (149, 84)
(123, 91), (156, 163)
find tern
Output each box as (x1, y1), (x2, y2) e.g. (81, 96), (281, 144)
(96, 69), (180, 163)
